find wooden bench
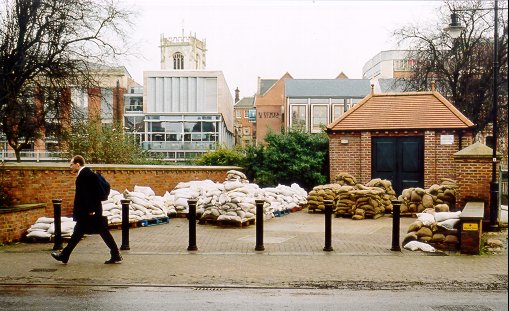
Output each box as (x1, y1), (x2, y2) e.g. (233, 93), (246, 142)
(459, 201), (485, 254)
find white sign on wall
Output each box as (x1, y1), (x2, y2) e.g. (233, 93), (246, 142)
(440, 135), (454, 145)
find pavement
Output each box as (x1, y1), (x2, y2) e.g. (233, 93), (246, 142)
(0, 210), (507, 290)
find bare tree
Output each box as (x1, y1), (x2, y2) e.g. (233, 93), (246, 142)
(394, 0), (508, 137)
(0, 0), (132, 161)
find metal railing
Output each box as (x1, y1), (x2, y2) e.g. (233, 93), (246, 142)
(0, 150), (65, 162)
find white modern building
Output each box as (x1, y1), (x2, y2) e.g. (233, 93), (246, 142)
(362, 50), (416, 80)
(141, 70), (234, 160)
(124, 32), (234, 161)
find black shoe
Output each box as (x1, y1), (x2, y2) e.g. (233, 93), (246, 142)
(51, 252), (68, 264)
(104, 254), (122, 264)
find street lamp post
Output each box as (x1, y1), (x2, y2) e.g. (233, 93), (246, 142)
(445, 0), (501, 231)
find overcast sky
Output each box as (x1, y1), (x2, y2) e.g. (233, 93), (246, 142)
(122, 0), (443, 98)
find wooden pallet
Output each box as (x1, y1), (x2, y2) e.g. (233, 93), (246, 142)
(199, 218), (255, 227)
(138, 216), (170, 227)
(273, 210), (290, 217)
(108, 220), (139, 230)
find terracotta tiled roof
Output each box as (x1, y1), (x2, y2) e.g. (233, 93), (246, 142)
(327, 90), (474, 131)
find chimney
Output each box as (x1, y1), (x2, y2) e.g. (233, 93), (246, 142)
(370, 84), (374, 95)
(431, 81), (436, 92)
(234, 87), (240, 103)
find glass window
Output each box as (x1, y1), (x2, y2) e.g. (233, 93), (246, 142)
(311, 105), (328, 133)
(162, 122), (182, 132)
(290, 105), (307, 131)
(236, 110), (241, 118)
(173, 52), (184, 69)
(149, 122), (164, 132)
(332, 104), (344, 121)
(101, 88), (113, 123)
(202, 122), (216, 132)
(126, 97), (143, 112)
(124, 116), (145, 132)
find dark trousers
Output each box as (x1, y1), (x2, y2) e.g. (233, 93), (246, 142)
(62, 220), (120, 258)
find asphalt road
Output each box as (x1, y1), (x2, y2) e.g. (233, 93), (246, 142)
(0, 284), (507, 311)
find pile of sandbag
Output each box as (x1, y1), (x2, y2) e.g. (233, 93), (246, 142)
(163, 170), (308, 226)
(306, 184), (338, 212)
(334, 185), (356, 217)
(403, 208), (461, 251)
(102, 186), (170, 225)
(25, 216), (75, 241)
(332, 172), (357, 186)
(350, 185), (387, 220)
(365, 178), (397, 213)
(399, 179), (457, 215)
(306, 173), (397, 220)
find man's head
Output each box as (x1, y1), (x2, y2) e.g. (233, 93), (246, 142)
(69, 155), (85, 173)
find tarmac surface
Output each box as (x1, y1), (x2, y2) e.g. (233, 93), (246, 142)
(0, 210), (507, 291)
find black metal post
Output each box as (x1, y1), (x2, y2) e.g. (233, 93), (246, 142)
(391, 200), (402, 251)
(120, 199), (131, 250)
(323, 200), (334, 252)
(255, 199), (265, 251)
(187, 199), (198, 251)
(52, 199), (63, 250)
(489, 0), (500, 232)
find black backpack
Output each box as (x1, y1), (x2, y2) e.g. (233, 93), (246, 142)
(96, 172), (111, 201)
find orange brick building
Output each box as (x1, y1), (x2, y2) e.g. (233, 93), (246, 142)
(327, 83), (475, 196)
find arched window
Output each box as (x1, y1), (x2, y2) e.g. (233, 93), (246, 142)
(173, 52), (184, 70)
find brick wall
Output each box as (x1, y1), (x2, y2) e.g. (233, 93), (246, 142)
(454, 156), (498, 221)
(0, 163), (240, 242)
(328, 132), (362, 182)
(0, 204), (46, 243)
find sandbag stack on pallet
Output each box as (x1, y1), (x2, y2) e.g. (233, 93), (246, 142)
(350, 185), (386, 220)
(306, 173), (397, 220)
(334, 185), (356, 217)
(101, 186), (169, 226)
(306, 184), (336, 213)
(399, 179), (457, 216)
(25, 217), (76, 242)
(164, 170), (308, 226)
(365, 178), (397, 213)
(403, 208), (461, 251)
(307, 172), (358, 213)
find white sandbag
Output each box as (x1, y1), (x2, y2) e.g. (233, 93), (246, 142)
(26, 231), (52, 239)
(224, 181), (244, 191)
(434, 211), (461, 222)
(403, 240), (437, 252)
(124, 190), (147, 199)
(437, 218), (460, 230)
(227, 170), (247, 180)
(416, 212), (436, 226)
(30, 222), (51, 230)
(134, 185), (156, 197)
(35, 217), (54, 224)
(102, 202), (117, 211)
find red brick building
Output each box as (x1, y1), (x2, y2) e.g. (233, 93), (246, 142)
(326, 83), (475, 197)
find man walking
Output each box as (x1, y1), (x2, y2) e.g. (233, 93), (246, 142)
(51, 155), (122, 264)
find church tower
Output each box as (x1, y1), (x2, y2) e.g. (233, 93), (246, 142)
(160, 31), (207, 70)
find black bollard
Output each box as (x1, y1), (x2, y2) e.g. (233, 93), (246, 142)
(323, 200), (334, 252)
(52, 199), (63, 250)
(391, 200), (402, 251)
(255, 199), (265, 251)
(187, 199), (198, 251)
(120, 199), (131, 250)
